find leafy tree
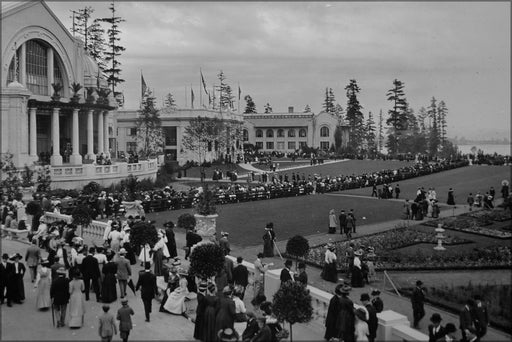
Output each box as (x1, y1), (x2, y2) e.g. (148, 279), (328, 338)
(36, 165), (52, 193)
(189, 243), (225, 280)
(345, 79), (365, 153)
(99, 1), (126, 94)
(386, 79), (408, 155)
(244, 95), (257, 113)
(163, 92), (177, 110)
(264, 103), (273, 113)
(428, 97), (440, 156)
(217, 70), (234, 110)
(303, 104), (312, 113)
(182, 116), (226, 163)
(0, 153), (21, 198)
(285, 235), (309, 267)
(365, 111), (377, 156)
(136, 90), (163, 158)
(272, 281), (313, 342)
(177, 213), (196, 229)
(322, 87), (336, 113)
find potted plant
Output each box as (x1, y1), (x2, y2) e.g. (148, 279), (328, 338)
(130, 221), (159, 265)
(96, 88), (111, 106)
(121, 175), (143, 218)
(70, 82), (83, 104)
(189, 242), (225, 282)
(51, 83), (62, 102)
(194, 183), (218, 239)
(85, 87), (96, 104)
(285, 235), (310, 268)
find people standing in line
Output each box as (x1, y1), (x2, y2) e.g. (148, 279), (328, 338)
(232, 257), (249, 300)
(354, 308), (369, 342)
(262, 223), (276, 257)
(447, 188), (455, 205)
(459, 299), (477, 342)
(321, 243), (338, 283)
(0, 254), (8, 304)
(473, 295), (489, 339)
(294, 262), (308, 286)
(325, 284), (343, 341)
(361, 293), (378, 342)
(135, 262), (157, 322)
(25, 238), (41, 283)
(101, 252), (118, 303)
(116, 248), (132, 299)
(81, 247), (101, 302)
(338, 285), (355, 342)
(412, 280), (426, 328)
(428, 313), (445, 342)
(117, 298), (134, 342)
(6, 253), (26, 306)
(34, 258), (52, 310)
(279, 259), (293, 286)
(98, 304), (117, 342)
(50, 267), (70, 328)
(328, 209), (338, 234)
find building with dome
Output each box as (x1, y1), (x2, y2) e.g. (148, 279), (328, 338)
(1, 1), (157, 189)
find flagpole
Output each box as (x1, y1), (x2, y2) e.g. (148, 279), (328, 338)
(237, 82), (240, 114)
(185, 85), (187, 109)
(190, 83), (193, 109)
(199, 69), (202, 108)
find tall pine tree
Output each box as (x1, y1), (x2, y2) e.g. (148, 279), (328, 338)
(100, 1), (125, 95)
(163, 92), (177, 110)
(303, 104), (312, 113)
(136, 90), (163, 157)
(437, 100), (448, 146)
(428, 97), (440, 156)
(322, 87), (336, 113)
(264, 103), (273, 113)
(243, 95), (257, 113)
(74, 7), (94, 49)
(345, 79), (364, 153)
(378, 109), (384, 153)
(385, 79), (408, 155)
(365, 111), (376, 156)
(217, 71), (234, 111)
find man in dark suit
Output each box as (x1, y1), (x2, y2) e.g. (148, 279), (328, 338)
(339, 209), (347, 235)
(0, 254), (9, 304)
(473, 295), (489, 339)
(232, 257), (249, 299)
(50, 267), (70, 327)
(81, 247), (101, 302)
(224, 254), (234, 285)
(428, 313), (445, 342)
(117, 298), (134, 342)
(294, 262), (308, 286)
(279, 260), (293, 286)
(163, 221), (177, 258)
(185, 228), (202, 260)
(411, 280), (426, 328)
(6, 253), (26, 306)
(242, 312), (260, 341)
(25, 238), (41, 282)
(459, 299), (477, 342)
(135, 262), (157, 322)
(361, 293), (378, 342)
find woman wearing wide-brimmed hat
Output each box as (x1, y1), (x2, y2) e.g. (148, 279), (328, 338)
(321, 242), (338, 283)
(262, 223), (276, 257)
(34, 258), (52, 310)
(162, 268), (189, 315)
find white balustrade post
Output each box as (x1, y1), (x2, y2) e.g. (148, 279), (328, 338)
(86, 110), (95, 160)
(29, 107), (37, 157)
(103, 111), (110, 157)
(97, 111), (104, 155)
(70, 108), (82, 165)
(50, 107), (62, 166)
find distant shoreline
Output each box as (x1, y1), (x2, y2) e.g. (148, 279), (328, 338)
(457, 144), (511, 155)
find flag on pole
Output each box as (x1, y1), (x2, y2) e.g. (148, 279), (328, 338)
(191, 88), (195, 108)
(208, 93), (212, 107)
(141, 72), (147, 99)
(238, 85), (241, 100)
(201, 71), (208, 95)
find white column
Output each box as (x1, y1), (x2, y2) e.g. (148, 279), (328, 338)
(50, 107), (62, 166)
(20, 43), (26, 85)
(97, 111), (104, 155)
(103, 111), (110, 157)
(70, 108), (82, 165)
(29, 107), (37, 157)
(47, 48), (54, 95)
(86, 109), (95, 160)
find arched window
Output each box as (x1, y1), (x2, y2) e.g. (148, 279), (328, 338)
(266, 129), (274, 138)
(299, 129), (307, 137)
(256, 129), (263, 138)
(243, 129), (249, 141)
(288, 129), (296, 138)
(277, 129), (284, 138)
(320, 126), (329, 137)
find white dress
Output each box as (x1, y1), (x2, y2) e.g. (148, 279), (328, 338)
(355, 320), (369, 341)
(163, 277), (189, 314)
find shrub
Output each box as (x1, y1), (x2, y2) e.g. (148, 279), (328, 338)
(83, 181), (101, 195)
(189, 243), (225, 279)
(130, 221), (159, 250)
(286, 235), (310, 264)
(71, 204), (93, 232)
(177, 213), (196, 229)
(26, 201), (42, 216)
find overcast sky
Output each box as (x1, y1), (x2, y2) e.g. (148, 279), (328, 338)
(47, 1), (510, 140)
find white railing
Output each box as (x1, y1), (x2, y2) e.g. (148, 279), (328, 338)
(44, 212), (107, 243)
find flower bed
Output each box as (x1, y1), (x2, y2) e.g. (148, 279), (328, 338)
(462, 209), (512, 223)
(423, 214), (512, 239)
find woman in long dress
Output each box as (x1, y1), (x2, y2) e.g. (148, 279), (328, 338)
(153, 231), (170, 276)
(193, 281), (208, 341)
(202, 283), (220, 342)
(162, 271), (189, 315)
(351, 250), (364, 288)
(68, 271), (85, 328)
(262, 223), (275, 257)
(34, 259), (51, 310)
(321, 244), (338, 283)
(328, 209), (338, 234)
(101, 252), (118, 303)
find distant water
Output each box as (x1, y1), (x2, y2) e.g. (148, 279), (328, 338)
(458, 144), (511, 156)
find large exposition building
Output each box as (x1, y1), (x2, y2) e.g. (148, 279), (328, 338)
(1, 1), (157, 189)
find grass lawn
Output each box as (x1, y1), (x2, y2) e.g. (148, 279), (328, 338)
(151, 164), (510, 248)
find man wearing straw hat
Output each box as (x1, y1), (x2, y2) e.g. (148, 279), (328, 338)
(116, 248), (132, 299)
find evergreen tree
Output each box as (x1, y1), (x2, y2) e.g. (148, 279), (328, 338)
(417, 106), (428, 133)
(243, 95), (257, 113)
(163, 92), (177, 110)
(428, 97), (440, 156)
(86, 19), (107, 70)
(378, 109), (384, 153)
(385, 79), (408, 155)
(345, 79), (364, 153)
(74, 7), (94, 49)
(437, 100), (448, 146)
(365, 111), (376, 156)
(322, 87), (336, 113)
(334, 104), (344, 124)
(303, 104), (311, 113)
(264, 103), (273, 113)
(136, 90), (163, 158)
(99, 1), (126, 95)
(217, 70), (234, 110)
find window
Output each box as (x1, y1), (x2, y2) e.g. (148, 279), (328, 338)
(26, 40), (49, 95)
(320, 142), (330, 150)
(277, 129), (284, 137)
(163, 127), (177, 146)
(255, 142), (263, 149)
(266, 129), (274, 138)
(128, 128), (137, 136)
(299, 141), (307, 149)
(320, 126), (329, 137)
(243, 129), (249, 141)
(277, 142), (285, 150)
(288, 141), (296, 150)
(299, 129), (307, 137)
(288, 129), (296, 138)
(266, 142), (274, 150)
(53, 54), (64, 90)
(126, 142), (137, 152)
(256, 129), (263, 138)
